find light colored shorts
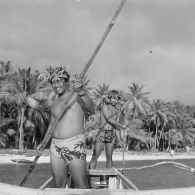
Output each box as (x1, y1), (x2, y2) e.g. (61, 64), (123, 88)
(50, 134), (86, 165)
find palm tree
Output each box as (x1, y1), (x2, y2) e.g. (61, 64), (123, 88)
(169, 112), (195, 149)
(125, 119), (147, 149)
(122, 82), (150, 120)
(0, 67), (48, 150)
(148, 99), (172, 150)
(92, 83), (110, 110)
(46, 66), (55, 75)
(0, 117), (16, 148)
(0, 61), (16, 119)
(0, 60), (16, 80)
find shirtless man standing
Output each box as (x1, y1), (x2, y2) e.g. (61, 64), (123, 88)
(88, 90), (126, 169)
(36, 66), (95, 188)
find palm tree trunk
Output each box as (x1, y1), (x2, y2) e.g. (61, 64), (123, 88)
(0, 102), (1, 120)
(154, 124), (158, 151)
(158, 123), (165, 150)
(19, 107), (25, 151)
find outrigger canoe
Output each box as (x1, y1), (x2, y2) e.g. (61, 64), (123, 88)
(0, 167), (195, 195)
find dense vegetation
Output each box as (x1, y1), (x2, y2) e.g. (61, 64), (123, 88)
(0, 60), (195, 152)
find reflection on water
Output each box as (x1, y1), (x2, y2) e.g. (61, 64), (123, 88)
(0, 159), (195, 190)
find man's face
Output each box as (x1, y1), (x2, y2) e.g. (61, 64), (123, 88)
(110, 96), (119, 106)
(51, 77), (68, 95)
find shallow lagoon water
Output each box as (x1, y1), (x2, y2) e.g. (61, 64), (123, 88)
(0, 159), (195, 190)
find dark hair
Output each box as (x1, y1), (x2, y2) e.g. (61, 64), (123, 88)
(108, 90), (121, 100)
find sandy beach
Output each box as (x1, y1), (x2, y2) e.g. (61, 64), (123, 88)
(0, 149), (195, 164)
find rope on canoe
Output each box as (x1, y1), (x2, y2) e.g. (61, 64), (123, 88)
(119, 161), (195, 173)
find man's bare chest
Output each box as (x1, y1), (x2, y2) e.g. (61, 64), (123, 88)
(51, 94), (77, 118)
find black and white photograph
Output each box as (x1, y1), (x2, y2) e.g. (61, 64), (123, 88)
(0, 0), (195, 194)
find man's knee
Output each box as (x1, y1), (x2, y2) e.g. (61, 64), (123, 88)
(76, 182), (89, 189)
(72, 175), (89, 189)
(53, 178), (66, 188)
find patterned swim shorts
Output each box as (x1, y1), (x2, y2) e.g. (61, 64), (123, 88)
(96, 130), (116, 144)
(50, 134), (86, 165)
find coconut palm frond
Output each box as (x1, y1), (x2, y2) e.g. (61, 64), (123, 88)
(185, 128), (195, 134)
(124, 82), (150, 118)
(93, 83), (110, 97)
(92, 83), (110, 108)
(170, 135), (181, 145)
(183, 134), (194, 144)
(126, 129), (147, 143)
(28, 73), (41, 94)
(121, 100), (134, 114)
(128, 119), (144, 130)
(134, 99), (147, 115)
(158, 111), (168, 124)
(146, 136), (155, 144)
(182, 128), (195, 142)
(0, 61), (16, 80)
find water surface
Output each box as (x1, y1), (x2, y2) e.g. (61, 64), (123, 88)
(0, 159), (195, 190)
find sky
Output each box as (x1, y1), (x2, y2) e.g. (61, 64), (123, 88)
(0, 0), (195, 105)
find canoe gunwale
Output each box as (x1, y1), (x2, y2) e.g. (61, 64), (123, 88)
(39, 168), (138, 191)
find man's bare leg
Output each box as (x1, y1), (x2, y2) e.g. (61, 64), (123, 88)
(69, 159), (89, 188)
(88, 142), (104, 169)
(105, 143), (114, 168)
(50, 155), (68, 188)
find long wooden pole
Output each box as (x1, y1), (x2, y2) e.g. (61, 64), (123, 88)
(122, 129), (125, 174)
(19, 0), (126, 186)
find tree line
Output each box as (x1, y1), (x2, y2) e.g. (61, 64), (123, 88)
(0, 60), (195, 152)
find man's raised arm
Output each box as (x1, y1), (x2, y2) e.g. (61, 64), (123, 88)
(102, 103), (126, 130)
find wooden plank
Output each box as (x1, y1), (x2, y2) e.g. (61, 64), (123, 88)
(108, 177), (119, 190)
(88, 169), (118, 176)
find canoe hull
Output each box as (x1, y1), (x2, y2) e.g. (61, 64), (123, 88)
(0, 182), (195, 195)
(1, 168), (195, 195)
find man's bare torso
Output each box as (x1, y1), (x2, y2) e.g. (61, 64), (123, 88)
(51, 92), (85, 139)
